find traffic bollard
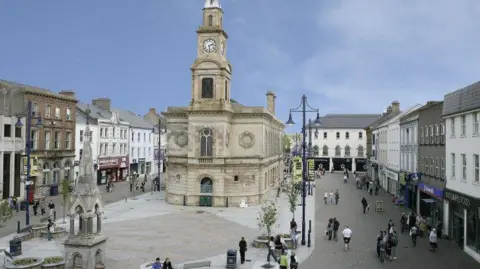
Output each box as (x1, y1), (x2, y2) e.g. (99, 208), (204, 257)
(17, 221), (20, 233)
(53, 211), (56, 221)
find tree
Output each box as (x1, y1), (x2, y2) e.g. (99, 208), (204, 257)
(257, 200), (278, 237)
(0, 200), (13, 227)
(61, 178), (71, 224)
(282, 134), (292, 153)
(287, 182), (300, 219)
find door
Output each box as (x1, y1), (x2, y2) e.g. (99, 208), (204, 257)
(452, 213), (465, 248)
(199, 196), (212, 207)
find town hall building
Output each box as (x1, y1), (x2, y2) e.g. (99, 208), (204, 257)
(162, 0), (285, 207)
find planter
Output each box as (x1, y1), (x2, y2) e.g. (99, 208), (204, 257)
(7, 257), (44, 269)
(40, 228), (67, 240)
(31, 224), (48, 238)
(42, 256), (65, 269)
(252, 234), (294, 248)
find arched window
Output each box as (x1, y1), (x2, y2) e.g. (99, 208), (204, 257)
(201, 78), (214, 98)
(357, 145), (364, 157)
(344, 145), (351, 157)
(200, 177), (213, 193)
(200, 129), (213, 157)
(45, 104), (51, 118)
(208, 15), (213, 26)
(32, 103), (38, 116)
(322, 145), (328, 156)
(313, 145), (319, 156)
(335, 145), (341, 156)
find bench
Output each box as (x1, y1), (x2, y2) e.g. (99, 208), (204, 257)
(19, 225), (32, 234)
(183, 261), (211, 269)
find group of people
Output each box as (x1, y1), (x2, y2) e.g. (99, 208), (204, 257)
(401, 212), (440, 251)
(324, 217), (353, 250)
(376, 221), (400, 263)
(323, 190), (339, 205)
(32, 199), (55, 218)
(150, 257), (173, 269)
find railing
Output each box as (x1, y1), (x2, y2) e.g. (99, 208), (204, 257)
(199, 158), (213, 164)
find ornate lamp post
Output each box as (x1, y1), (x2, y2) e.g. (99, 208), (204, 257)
(152, 117), (167, 192)
(286, 94), (321, 246)
(15, 101), (43, 226)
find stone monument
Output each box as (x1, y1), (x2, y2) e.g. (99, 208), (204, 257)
(64, 121), (107, 269)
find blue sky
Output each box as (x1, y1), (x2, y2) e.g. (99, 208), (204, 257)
(1, 0), (480, 132)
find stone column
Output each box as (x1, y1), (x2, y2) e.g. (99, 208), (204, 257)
(87, 217), (93, 234)
(83, 218), (89, 235)
(96, 214), (101, 233)
(69, 218), (75, 235)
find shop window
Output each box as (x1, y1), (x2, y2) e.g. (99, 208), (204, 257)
(466, 210), (479, 252)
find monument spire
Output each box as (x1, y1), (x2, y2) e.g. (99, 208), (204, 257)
(204, 0), (221, 9)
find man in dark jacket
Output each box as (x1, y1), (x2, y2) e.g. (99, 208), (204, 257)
(239, 237), (247, 264)
(333, 218), (340, 241)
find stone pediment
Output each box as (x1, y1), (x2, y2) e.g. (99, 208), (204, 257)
(68, 193), (104, 216)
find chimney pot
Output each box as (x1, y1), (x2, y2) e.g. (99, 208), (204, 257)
(391, 101), (400, 114)
(92, 98), (111, 110)
(266, 91), (276, 115)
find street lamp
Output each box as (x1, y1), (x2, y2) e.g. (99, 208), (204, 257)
(152, 117), (166, 193)
(15, 101), (43, 226)
(307, 118), (319, 157)
(286, 94), (321, 246)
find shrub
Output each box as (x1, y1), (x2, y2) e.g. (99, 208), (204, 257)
(43, 256), (64, 264)
(12, 258), (38, 266)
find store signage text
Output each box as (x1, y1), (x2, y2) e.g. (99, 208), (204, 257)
(445, 190), (471, 207)
(98, 159), (118, 167)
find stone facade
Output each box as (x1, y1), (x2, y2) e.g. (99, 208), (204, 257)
(162, 1), (284, 207)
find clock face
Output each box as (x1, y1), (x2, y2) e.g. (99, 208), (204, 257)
(203, 39), (216, 52)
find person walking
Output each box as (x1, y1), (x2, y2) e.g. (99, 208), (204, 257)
(333, 218), (340, 241)
(239, 237), (247, 264)
(429, 228), (438, 252)
(151, 258), (162, 269)
(329, 190), (334, 204)
(162, 258), (173, 269)
(279, 250), (289, 269)
(361, 197), (368, 214)
(267, 237), (278, 263)
(410, 225), (418, 246)
(324, 192), (328, 204)
(391, 231), (399, 259)
(334, 189), (339, 205)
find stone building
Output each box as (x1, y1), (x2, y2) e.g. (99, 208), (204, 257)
(162, 0), (285, 207)
(64, 124), (107, 269)
(0, 80), (77, 197)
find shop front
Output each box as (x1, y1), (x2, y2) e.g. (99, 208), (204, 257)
(97, 157), (129, 185)
(314, 158), (329, 171)
(354, 158), (367, 172)
(386, 169), (398, 195)
(332, 158), (352, 171)
(138, 158), (146, 174)
(400, 172), (419, 211)
(444, 188), (480, 262)
(418, 182), (444, 229)
(378, 166), (387, 190)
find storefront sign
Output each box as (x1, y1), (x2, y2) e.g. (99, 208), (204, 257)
(386, 170), (397, 179)
(98, 158), (118, 169)
(307, 158), (314, 181)
(138, 158), (146, 163)
(418, 183), (444, 200)
(444, 188), (480, 209)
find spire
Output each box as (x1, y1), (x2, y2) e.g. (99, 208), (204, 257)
(75, 124), (99, 194)
(204, 0), (221, 9)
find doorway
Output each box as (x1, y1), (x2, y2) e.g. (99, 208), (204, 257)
(452, 211), (465, 248)
(199, 177), (213, 207)
(2, 153), (11, 199)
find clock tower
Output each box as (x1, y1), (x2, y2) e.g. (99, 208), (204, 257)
(190, 0), (232, 109)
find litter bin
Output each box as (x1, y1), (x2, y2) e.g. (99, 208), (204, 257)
(9, 237), (22, 256)
(226, 249), (237, 268)
(50, 184), (58, 196)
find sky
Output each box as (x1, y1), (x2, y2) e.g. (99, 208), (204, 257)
(1, 0), (480, 133)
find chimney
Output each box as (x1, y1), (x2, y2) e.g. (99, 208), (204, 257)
(266, 91), (276, 115)
(92, 98), (111, 110)
(386, 105), (392, 114)
(59, 90), (75, 97)
(391, 101), (400, 114)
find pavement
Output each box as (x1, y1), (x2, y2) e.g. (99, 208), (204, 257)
(0, 182), (316, 269)
(301, 172), (479, 269)
(0, 181), (153, 237)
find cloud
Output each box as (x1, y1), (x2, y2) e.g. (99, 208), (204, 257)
(301, 0), (480, 113)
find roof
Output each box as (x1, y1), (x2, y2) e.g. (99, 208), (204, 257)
(113, 108), (153, 129)
(380, 104), (423, 127)
(442, 81), (480, 117)
(0, 79), (77, 102)
(77, 103), (112, 120)
(309, 114), (382, 129)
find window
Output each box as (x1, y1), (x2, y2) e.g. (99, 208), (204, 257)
(137, 133), (140, 142)
(112, 128), (116, 138)
(45, 131), (51, 150)
(435, 158), (439, 177)
(424, 127), (429, 144)
(336, 132), (340, 139)
(113, 143), (116, 155)
(474, 113), (479, 135)
(441, 158), (445, 179)
(461, 115), (466, 136)
(357, 145), (364, 157)
(45, 105), (51, 118)
(149, 133), (152, 142)
(201, 78), (214, 98)
(66, 108), (71, 120)
(420, 128), (424, 144)
(451, 153), (456, 177)
(131, 132), (134, 141)
(441, 123), (445, 143)
(15, 126), (21, 138)
(55, 107), (61, 119)
(430, 157), (434, 175)
(344, 145), (350, 156)
(137, 147), (140, 157)
(131, 147), (134, 157)
(435, 124), (439, 143)
(420, 157), (424, 173)
(3, 124), (11, 137)
(466, 210), (478, 252)
(143, 133), (146, 142)
(429, 126), (434, 143)
(32, 103), (38, 116)
(224, 80), (228, 100)
(462, 154), (467, 180)
(80, 130), (84, 142)
(474, 154), (479, 183)
(323, 132), (327, 139)
(100, 128), (103, 138)
(30, 130), (38, 150)
(79, 149), (83, 160)
(322, 145), (328, 156)
(65, 132), (71, 149)
(358, 132), (363, 139)
(208, 15), (213, 26)
(345, 132), (350, 139)
(450, 118), (455, 137)
(335, 145), (341, 156)
(54, 131), (60, 149)
(200, 129), (213, 156)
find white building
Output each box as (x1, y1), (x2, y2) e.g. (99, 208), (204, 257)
(0, 114), (26, 199)
(442, 82), (480, 262)
(400, 110), (419, 175)
(114, 109), (155, 178)
(143, 108), (167, 179)
(375, 102), (422, 194)
(310, 114), (381, 172)
(76, 100), (130, 185)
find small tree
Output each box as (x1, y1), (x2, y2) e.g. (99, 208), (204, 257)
(61, 178), (71, 223)
(287, 182), (300, 219)
(0, 200), (13, 227)
(257, 200), (278, 237)
(282, 134), (292, 153)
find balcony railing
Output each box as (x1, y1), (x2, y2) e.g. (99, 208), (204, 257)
(199, 158), (213, 164)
